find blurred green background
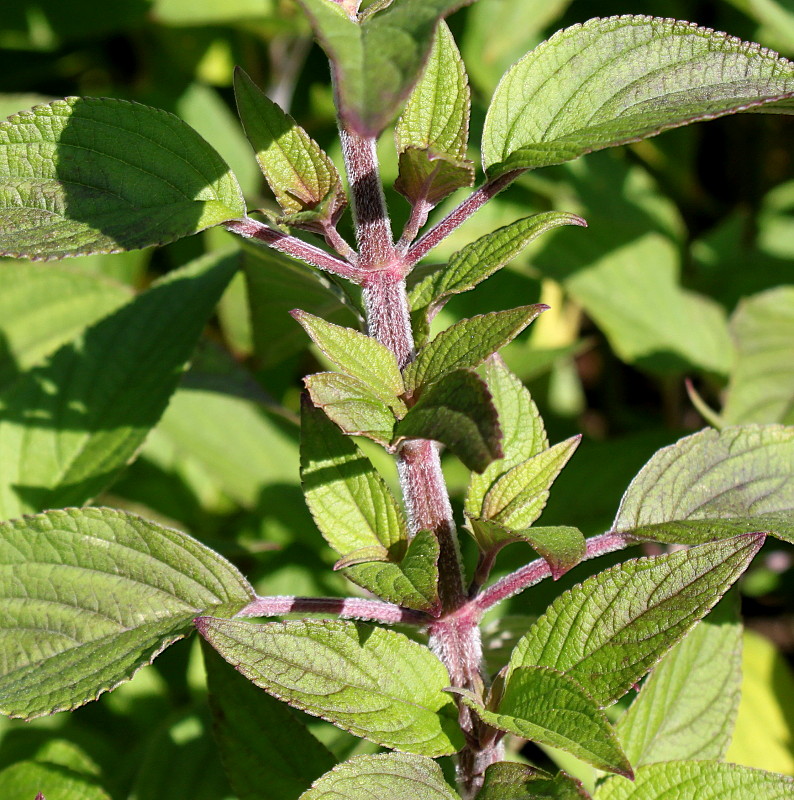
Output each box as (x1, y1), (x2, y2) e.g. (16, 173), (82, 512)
(1, 0), (792, 796)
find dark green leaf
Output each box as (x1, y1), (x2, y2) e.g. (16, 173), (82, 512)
(394, 368), (501, 472)
(300, 753), (461, 800)
(508, 535), (764, 706)
(0, 249), (238, 518)
(403, 306), (546, 392)
(457, 667), (632, 776)
(234, 68), (345, 224)
(0, 97), (245, 259)
(197, 618), (464, 757)
(479, 761), (590, 800)
(483, 16), (794, 176)
(0, 507), (254, 719)
(204, 641), (337, 800)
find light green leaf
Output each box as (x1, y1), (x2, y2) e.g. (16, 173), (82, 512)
(0, 761), (111, 800)
(457, 667), (632, 776)
(197, 618), (464, 757)
(296, 0), (473, 135)
(294, 311), (405, 405)
(305, 372), (400, 447)
(465, 358), (547, 518)
(404, 306), (546, 392)
(482, 16), (794, 176)
(508, 535), (764, 706)
(301, 753), (461, 800)
(0, 249), (238, 519)
(394, 368), (501, 473)
(0, 262), (131, 390)
(234, 68), (345, 222)
(723, 287), (794, 425)
(612, 426), (794, 546)
(616, 596), (742, 766)
(394, 22), (474, 206)
(478, 761), (589, 800)
(153, 0), (276, 25)
(204, 641), (337, 800)
(594, 761), (794, 800)
(0, 507), (254, 719)
(409, 213), (584, 318)
(482, 436), (581, 529)
(0, 97), (246, 259)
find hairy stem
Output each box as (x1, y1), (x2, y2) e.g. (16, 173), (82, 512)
(235, 595), (429, 625)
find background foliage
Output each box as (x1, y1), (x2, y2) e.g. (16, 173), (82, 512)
(0, 0), (792, 796)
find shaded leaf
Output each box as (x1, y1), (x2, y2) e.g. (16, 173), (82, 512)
(0, 97), (245, 259)
(483, 16), (794, 176)
(197, 618), (464, 757)
(478, 761), (590, 800)
(0, 761), (110, 800)
(0, 507), (254, 719)
(508, 535), (764, 706)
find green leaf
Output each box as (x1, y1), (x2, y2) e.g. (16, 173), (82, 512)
(723, 287), (794, 425)
(0, 97), (246, 259)
(409, 213), (584, 318)
(293, 311), (405, 405)
(197, 618), (465, 757)
(0, 761), (111, 800)
(305, 372), (400, 447)
(203, 641), (337, 800)
(465, 358), (547, 518)
(0, 249), (238, 518)
(296, 0), (473, 135)
(508, 535), (764, 706)
(0, 262), (131, 390)
(0, 507), (254, 719)
(234, 68), (345, 223)
(478, 761), (589, 800)
(300, 753), (461, 800)
(457, 667), (632, 776)
(394, 22), (474, 206)
(403, 306), (547, 393)
(469, 520), (586, 580)
(616, 596), (742, 766)
(612, 426), (794, 546)
(394, 368), (501, 473)
(481, 436), (581, 529)
(482, 16), (794, 176)
(594, 761), (794, 800)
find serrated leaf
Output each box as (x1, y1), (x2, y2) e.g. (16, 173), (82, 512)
(482, 16), (794, 176)
(197, 618), (464, 757)
(465, 358), (547, 518)
(478, 761), (590, 800)
(612, 426), (794, 546)
(594, 761), (794, 800)
(0, 761), (111, 800)
(616, 596), (742, 766)
(300, 753), (461, 800)
(394, 368), (501, 472)
(457, 667), (632, 776)
(234, 68), (345, 223)
(508, 535), (764, 706)
(0, 262), (131, 390)
(409, 213), (585, 318)
(0, 249), (238, 519)
(0, 97), (245, 259)
(203, 641), (337, 800)
(723, 287), (794, 425)
(0, 507), (254, 719)
(403, 306), (546, 393)
(481, 437), (581, 529)
(305, 372), (399, 447)
(394, 22), (474, 206)
(293, 311), (405, 405)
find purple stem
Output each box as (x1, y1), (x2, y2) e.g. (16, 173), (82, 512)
(235, 595), (430, 626)
(225, 217), (363, 282)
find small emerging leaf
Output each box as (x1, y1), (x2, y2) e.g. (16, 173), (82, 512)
(197, 618), (464, 757)
(479, 761), (590, 800)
